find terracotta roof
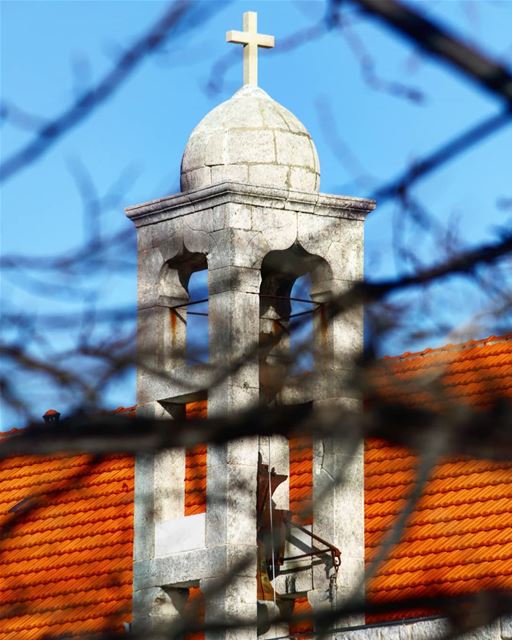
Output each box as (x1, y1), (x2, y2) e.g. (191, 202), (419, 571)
(372, 334), (512, 409)
(365, 334), (512, 621)
(0, 407), (136, 638)
(1, 335), (510, 633)
(289, 436), (313, 526)
(184, 401), (208, 517)
(0, 402), (210, 638)
(0, 452), (134, 638)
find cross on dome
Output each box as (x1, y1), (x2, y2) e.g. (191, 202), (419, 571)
(226, 12), (275, 86)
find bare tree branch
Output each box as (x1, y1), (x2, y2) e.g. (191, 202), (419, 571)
(350, 0), (512, 105)
(371, 109), (511, 202)
(0, 0), (229, 183)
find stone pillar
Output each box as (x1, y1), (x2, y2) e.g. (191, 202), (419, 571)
(310, 399), (365, 626)
(204, 257), (261, 639)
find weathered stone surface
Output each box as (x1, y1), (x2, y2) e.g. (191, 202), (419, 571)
(333, 618), (505, 640)
(226, 203), (253, 230)
(208, 265), (260, 296)
(275, 130), (315, 168)
(181, 167), (212, 191)
(458, 622), (501, 639)
(338, 627), (381, 640)
(289, 166), (319, 192)
(210, 228), (271, 269)
(212, 164), (248, 185)
(201, 575), (258, 640)
(182, 228), (210, 256)
(153, 448), (184, 522)
(135, 547), (220, 590)
(126, 183), (375, 228)
(249, 164), (288, 189)
(226, 129), (275, 164)
(404, 619), (448, 639)
(131, 586), (186, 634)
(502, 617), (512, 639)
(180, 85), (320, 192)
(257, 601), (288, 640)
(259, 98), (291, 129)
(155, 513), (205, 557)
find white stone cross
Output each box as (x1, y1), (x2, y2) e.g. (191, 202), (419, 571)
(226, 12), (275, 87)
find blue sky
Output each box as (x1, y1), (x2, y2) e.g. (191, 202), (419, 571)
(1, 0), (511, 428)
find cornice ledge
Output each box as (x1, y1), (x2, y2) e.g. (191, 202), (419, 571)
(126, 182), (376, 226)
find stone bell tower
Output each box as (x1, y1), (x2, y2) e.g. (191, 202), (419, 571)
(126, 11), (375, 637)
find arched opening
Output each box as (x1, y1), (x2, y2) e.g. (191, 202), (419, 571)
(158, 250), (208, 368)
(186, 270), (208, 364)
(289, 274), (314, 374)
(259, 244), (332, 401)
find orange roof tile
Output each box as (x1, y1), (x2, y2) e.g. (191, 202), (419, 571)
(0, 400), (209, 637)
(1, 335), (511, 634)
(365, 335), (512, 621)
(184, 401), (207, 517)
(0, 452), (134, 639)
(372, 334), (512, 410)
(289, 436), (313, 526)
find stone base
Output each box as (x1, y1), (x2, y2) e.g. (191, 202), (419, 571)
(334, 617), (510, 640)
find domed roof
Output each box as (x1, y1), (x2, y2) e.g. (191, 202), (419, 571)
(180, 85), (320, 193)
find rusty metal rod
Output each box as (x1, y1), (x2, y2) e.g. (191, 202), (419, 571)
(169, 298), (208, 310)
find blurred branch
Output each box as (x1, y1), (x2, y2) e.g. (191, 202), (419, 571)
(0, 100), (48, 131)
(0, 227), (135, 274)
(1, 229), (510, 429)
(340, 17), (425, 103)
(1, 391), (510, 461)
(1, 3), (512, 636)
(350, 0), (512, 105)
(331, 231), (512, 313)
(371, 109), (511, 202)
(0, 455), (103, 539)
(0, 0), (228, 183)
(3, 230), (509, 329)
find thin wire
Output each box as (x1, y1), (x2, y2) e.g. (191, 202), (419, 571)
(259, 294), (320, 305)
(169, 298), (208, 310)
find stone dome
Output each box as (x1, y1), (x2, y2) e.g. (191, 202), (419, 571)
(180, 85), (320, 192)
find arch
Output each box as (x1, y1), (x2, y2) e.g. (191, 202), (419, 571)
(158, 248), (209, 367)
(259, 243), (333, 400)
(158, 250), (207, 302)
(186, 270), (208, 364)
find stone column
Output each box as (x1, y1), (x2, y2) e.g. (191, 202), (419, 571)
(204, 259), (261, 639)
(136, 228), (190, 405)
(308, 216), (366, 625)
(132, 402), (180, 633)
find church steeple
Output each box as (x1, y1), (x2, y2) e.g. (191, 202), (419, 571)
(126, 11), (375, 637)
